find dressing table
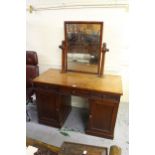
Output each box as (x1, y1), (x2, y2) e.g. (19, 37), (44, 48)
(33, 21), (123, 139)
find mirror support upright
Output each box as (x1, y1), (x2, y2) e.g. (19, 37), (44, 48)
(59, 40), (67, 73)
(99, 43), (109, 77)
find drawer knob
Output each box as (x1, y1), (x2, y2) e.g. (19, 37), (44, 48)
(72, 90), (76, 94)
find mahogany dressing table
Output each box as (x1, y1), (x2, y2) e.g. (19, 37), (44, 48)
(33, 69), (122, 139)
(33, 21), (123, 139)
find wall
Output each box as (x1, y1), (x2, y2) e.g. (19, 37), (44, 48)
(26, 5), (129, 106)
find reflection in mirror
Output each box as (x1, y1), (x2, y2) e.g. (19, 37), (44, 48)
(68, 53), (98, 73)
(65, 22), (102, 74)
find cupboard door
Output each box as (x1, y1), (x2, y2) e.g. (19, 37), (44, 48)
(86, 99), (119, 139)
(36, 89), (60, 127)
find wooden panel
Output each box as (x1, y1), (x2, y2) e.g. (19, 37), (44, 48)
(35, 86), (71, 128)
(36, 88), (60, 127)
(86, 98), (119, 139)
(91, 101), (114, 131)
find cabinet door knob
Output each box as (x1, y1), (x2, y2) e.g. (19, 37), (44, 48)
(89, 115), (92, 118)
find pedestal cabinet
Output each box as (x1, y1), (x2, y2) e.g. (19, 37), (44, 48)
(33, 69), (123, 139)
(86, 97), (120, 139)
(35, 84), (71, 128)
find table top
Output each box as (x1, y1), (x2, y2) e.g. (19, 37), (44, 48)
(33, 69), (123, 95)
(26, 138), (108, 155)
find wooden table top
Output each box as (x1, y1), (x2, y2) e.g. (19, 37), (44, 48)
(26, 138), (107, 155)
(33, 69), (123, 95)
(26, 137), (121, 155)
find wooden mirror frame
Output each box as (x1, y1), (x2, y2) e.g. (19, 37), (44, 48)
(59, 21), (109, 77)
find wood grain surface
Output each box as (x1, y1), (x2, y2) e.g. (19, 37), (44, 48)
(33, 69), (123, 95)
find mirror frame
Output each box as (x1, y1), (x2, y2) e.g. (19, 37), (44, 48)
(59, 21), (109, 77)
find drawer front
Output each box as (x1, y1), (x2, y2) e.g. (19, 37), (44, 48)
(60, 87), (71, 95)
(34, 83), (59, 94)
(90, 92), (120, 102)
(60, 87), (90, 98)
(71, 89), (90, 97)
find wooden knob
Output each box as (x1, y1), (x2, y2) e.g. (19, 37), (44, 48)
(59, 45), (63, 49)
(59, 40), (65, 50)
(106, 48), (109, 52)
(89, 115), (92, 118)
(56, 108), (60, 112)
(102, 42), (109, 52)
(72, 90), (77, 95)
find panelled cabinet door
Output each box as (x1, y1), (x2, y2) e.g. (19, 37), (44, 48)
(87, 98), (119, 139)
(36, 89), (60, 127)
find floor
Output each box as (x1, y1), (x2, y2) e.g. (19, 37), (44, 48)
(26, 101), (129, 155)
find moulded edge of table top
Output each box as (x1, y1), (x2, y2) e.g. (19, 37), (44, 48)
(33, 69), (123, 96)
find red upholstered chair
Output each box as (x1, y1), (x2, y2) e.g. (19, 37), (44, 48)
(26, 51), (39, 121)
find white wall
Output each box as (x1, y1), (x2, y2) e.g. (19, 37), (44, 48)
(26, 6), (129, 106)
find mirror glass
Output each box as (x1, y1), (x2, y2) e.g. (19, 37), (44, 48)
(65, 22), (103, 74)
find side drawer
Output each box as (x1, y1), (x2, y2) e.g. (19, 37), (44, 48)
(90, 91), (120, 102)
(34, 83), (59, 93)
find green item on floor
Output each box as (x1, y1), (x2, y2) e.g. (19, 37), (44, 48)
(59, 131), (70, 136)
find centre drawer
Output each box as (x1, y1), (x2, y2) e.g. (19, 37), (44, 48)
(60, 87), (90, 97)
